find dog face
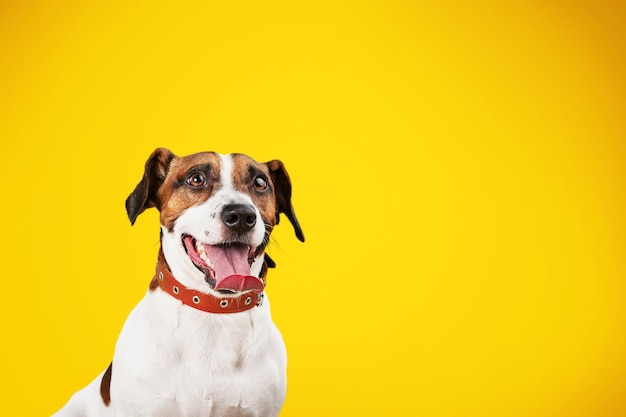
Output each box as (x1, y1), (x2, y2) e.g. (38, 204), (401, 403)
(125, 148), (304, 293)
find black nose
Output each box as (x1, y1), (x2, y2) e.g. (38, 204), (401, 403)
(221, 204), (257, 234)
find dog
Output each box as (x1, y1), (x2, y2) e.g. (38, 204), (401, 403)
(52, 148), (304, 417)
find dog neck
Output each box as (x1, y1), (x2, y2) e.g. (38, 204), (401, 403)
(151, 248), (270, 314)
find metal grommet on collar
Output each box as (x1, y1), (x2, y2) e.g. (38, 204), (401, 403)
(256, 293), (264, 307)
(245, 296), (252, 305)
(159, 272), (163, 280)
(220, 299), (229, 308)
(192, 295), (200, 304)
(173, 286), (179, 294)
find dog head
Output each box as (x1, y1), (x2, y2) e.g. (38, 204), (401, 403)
(125, 148), (304, 294)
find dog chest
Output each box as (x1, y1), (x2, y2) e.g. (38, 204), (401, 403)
(110, 295), (286, 417)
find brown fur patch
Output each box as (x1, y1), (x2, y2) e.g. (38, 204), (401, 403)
(157, 152), (222, 231)
(100, 362), (113, 406)
(149, 275), (160, 291)
(231, 154), (278, 229)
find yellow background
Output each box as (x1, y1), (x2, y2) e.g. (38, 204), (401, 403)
(1, 1), (625, 416)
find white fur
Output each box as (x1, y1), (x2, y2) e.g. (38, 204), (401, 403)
(53, 154), (287, 417)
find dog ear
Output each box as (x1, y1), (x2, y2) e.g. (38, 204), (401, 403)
(265, 160), (305, 242)
(126, 148), (176, 225)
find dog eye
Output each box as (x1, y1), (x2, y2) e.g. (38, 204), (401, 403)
(253, 176), (268, 191)
(186, 172), (206, 187)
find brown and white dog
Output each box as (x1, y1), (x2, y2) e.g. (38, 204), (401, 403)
(52, 148), (304, 417)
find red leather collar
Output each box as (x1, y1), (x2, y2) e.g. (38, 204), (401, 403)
(153, 249), (267, 314)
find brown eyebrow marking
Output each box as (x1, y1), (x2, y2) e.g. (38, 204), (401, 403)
(176, 163), (214, 182)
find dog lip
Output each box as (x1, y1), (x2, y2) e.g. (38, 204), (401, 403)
(182, 235), (217, 285)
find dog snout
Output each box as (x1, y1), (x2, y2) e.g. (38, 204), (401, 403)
(221, 204), (257, 234)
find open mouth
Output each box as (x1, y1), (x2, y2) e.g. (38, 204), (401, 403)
(182, 234), (264, 294)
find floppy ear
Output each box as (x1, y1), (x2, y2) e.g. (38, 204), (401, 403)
(125, 148), (176, 225)
(265, 160), (305, 242)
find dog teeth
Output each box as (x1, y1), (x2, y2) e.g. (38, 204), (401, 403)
(195, 240), (205, 255)
(195, 240), (214, 269)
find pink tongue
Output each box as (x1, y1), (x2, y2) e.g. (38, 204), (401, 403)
(203, 244), (264, 293)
